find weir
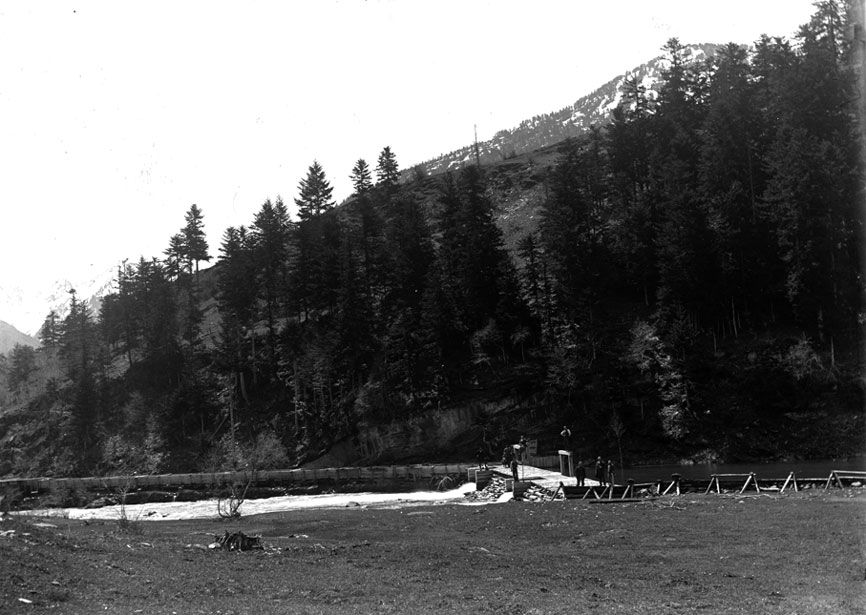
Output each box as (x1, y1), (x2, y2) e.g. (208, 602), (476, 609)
(0, 463), (472, 496)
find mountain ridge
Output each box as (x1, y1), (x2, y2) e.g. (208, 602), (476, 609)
(411, 43), (719, 177)
(0, 320), (38, 354)
(0, 267), (115, 337)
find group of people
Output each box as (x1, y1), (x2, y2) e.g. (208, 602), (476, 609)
(574, 456), (615, 487)
(475, 428), (616, 487)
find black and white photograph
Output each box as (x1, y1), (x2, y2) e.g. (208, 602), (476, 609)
(0, 1), (863, 613)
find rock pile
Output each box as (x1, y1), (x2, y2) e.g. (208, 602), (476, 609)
(521, 483), (560, 502)
(463, 475), (559, 503)
(462, 476), (508, 502)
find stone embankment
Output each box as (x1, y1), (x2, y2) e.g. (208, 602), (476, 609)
(462, 475), (559, 503)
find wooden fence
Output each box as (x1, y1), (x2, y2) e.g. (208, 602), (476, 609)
(556, 469), (864, 500)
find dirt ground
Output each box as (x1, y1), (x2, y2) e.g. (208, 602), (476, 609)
(1, 489), (864, 614)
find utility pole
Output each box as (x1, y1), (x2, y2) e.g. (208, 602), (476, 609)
(473, 124), (481, 167)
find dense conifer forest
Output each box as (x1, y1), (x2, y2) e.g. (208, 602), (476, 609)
(1, 2), (863, 477)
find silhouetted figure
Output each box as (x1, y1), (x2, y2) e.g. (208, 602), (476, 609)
(475, 446), (488, 470)
(576, 461), (586, 487)
(560, 425), (572, 450)
(595, 456), (606, 486)
(502, 445), (515, 467)
(510, 457), (519, 482)
(607, 460), (615, 488)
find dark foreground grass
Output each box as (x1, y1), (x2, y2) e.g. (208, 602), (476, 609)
(1, 489), (864, 614)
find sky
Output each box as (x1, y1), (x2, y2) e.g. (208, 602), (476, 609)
(0, 0), (818, 328)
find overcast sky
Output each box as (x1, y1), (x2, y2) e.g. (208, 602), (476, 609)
(1, 0), (817, 302)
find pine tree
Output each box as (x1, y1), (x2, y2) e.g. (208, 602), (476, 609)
(183, 204), (210, 275)
(100, 261), (139, 366)
(164, 233), (185, 280)
(295, 160), (335, 221)
(217, 225), (258, 405)
(61, 289), (105, 469)
(218, 226), (257, 329)
(250, 198), (294, 373)
(38, 310), (63, 349)
(350, 158), (373, 195)
(375, 146), (400, 192)
(61, 289), (99, 382)
(133, 257), (183, 388)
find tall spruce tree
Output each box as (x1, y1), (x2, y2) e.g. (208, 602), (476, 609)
(217, 225), (258, 405)
(61, 289), (104, 471)
(375, 146), (400, 192)
(350, 158), (373, 194)
(295, 160), (335, 221)
(38, 309), (63, 349)
(164, 233), (185, 280)
(250, 198), (294, 374)
(183, 204), (210, 275)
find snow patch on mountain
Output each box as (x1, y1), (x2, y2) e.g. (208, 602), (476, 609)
(0, 265), (117, 336)
(411, 43), (719, 178)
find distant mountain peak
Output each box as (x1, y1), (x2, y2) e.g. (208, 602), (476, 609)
(411, 43), (719, 177)
(0, 265), (117, 336)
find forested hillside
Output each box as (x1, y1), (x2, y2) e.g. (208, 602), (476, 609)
(1, 3), (863, 478)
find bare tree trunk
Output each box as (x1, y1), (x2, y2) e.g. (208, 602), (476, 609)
(731, 298), (738, 338)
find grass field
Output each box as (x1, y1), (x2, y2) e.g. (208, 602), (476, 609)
(1, 489), (864, 614)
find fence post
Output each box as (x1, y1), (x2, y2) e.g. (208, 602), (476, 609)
(663, 474), (681, 496)
(623, 479), (634, 499)
(780, 472), (798, 493)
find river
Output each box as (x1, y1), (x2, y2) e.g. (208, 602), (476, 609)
(25, 482), (482, 521)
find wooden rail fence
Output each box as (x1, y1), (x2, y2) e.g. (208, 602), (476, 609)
(824, 470), (866, 489)
(557, 469), (863, 501)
